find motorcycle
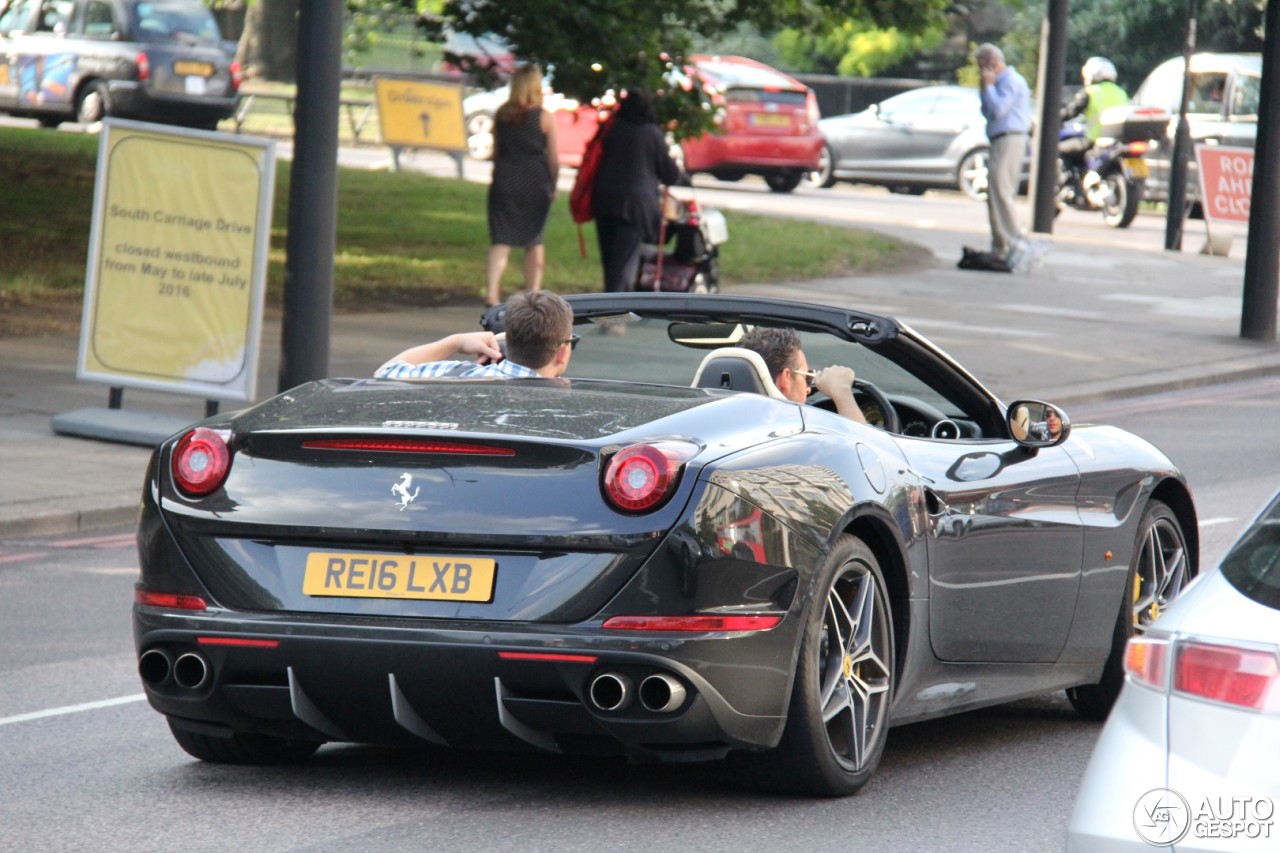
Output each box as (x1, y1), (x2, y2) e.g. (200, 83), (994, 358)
(1057, 105), (1168, 229)
(634, 190), (728, 293)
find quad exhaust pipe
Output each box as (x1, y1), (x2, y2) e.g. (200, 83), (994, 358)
(638, 673), (686, 713)
(138, 648), (173, 687)
(173, 652), (210, 690)
(588, 671), (687, 714)
(588, 672), (633, 712)
(138, 648), (210, 691)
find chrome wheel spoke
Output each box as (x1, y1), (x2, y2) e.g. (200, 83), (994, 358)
(820, 566), (890, 770)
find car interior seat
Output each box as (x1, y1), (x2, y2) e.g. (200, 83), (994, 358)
(690, 347), (788, 399)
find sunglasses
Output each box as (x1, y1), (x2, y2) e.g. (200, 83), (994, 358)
(561, 333), (581, 351)
(790, 367), (818, 390)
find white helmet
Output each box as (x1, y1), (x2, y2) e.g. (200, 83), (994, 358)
(1082, 56), (1117, 86)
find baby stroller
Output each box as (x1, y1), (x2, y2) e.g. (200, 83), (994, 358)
(634, 189), (728, 293)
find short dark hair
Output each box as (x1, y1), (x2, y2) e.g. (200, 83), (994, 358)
(739, 327), (802, 380)
(503, 291), (573, 368)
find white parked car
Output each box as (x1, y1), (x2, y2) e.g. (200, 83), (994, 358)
(1066, 490), (1280, 851)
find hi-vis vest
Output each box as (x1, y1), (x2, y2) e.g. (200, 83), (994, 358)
(1083, 81), (1129, 141)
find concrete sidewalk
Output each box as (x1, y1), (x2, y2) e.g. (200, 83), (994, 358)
(2, 210), (1277, 539)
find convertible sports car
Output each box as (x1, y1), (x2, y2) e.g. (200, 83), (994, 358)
(133, 294), (1198, 796)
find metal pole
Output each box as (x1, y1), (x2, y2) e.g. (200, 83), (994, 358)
(1163, 0), (1198, 251)
(278, 1), (343, 392)
(1031, 0), (1069, 234)
(1240, 0), (1280, 341)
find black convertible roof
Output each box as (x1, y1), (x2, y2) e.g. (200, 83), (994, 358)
(483, 293), (901, 346)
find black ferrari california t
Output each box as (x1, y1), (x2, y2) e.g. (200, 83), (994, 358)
(133, 293), (1198, 796)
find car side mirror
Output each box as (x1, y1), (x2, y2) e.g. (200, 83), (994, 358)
(1008, 400), (1070, 448)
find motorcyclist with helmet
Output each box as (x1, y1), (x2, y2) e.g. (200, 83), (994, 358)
(1059, 57), (1130, 176)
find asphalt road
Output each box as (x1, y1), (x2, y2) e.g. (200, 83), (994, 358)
(3, 376), (1277, 853)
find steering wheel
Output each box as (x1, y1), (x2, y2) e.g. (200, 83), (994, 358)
(853, 378), (901, 434)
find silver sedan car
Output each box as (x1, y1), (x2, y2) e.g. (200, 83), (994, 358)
(1067, 491), (1280, 852)
(807, 85), (995, 199)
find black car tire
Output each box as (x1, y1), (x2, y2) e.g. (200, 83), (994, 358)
(167, 719), (321, 764)
(748, 535), (894, 796)
(957, 148), (990, 200)
(1067, 499), (1192, 720)
(805, 143), (836, 189)
(76, 80), (110, 125)
(764, 171), (804, 194)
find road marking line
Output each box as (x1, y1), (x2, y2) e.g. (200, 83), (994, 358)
(0, 694), (146, 727)
(52, 533), (136, 549)
(0, 551), (47, 566)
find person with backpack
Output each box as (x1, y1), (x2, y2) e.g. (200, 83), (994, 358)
(485, 64), (560, 308)
(589, 89), (683, 292)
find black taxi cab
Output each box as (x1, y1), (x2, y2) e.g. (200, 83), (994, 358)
(0, 0), (240, 130)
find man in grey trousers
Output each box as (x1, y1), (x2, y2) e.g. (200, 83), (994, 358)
(975, 43), (1032, 268)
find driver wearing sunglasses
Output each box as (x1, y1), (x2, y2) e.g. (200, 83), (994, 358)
(739, 327), (867, 424)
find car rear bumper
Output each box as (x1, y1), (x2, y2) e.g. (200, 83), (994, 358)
(1066, 681), (1169, 852)
(107, 80), (239, 124)
(134, 606), (792, 761)
(682, 132), (823, 173)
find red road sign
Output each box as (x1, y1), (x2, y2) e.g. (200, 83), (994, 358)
(1195, 145), (1254, 223)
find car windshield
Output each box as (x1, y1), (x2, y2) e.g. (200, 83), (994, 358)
(697, 60), (801, 91)
(132, 0), (222, 45)
(561, 313), (997, 437)
(1219, 494), (1280, 609)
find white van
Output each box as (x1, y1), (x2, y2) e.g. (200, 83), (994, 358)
(1130, 52), (1260, 204)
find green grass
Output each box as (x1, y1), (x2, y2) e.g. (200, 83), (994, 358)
(0, 126), (927, 314)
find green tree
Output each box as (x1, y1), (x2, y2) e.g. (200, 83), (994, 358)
(421, 0), (949, 137)
(1002, 0), (1264, 93)
(775, 19), (948, 78)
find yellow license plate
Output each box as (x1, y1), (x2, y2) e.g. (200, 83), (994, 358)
(303, 551), (496, 602)
(749, 113), (790, 128)
(1123, 158), (1149, 179)
(173, 60), (214, 78)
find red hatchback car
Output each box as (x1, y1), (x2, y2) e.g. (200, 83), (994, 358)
(679, 55), (824, 193)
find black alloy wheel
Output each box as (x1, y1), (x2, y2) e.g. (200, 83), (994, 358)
(1067, 499), (1192, 719)
(745, 535), (894, 796)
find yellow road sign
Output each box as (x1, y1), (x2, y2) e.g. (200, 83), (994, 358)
(374, 78), (466, 151)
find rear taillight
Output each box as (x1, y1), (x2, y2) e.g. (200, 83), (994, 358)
(136, 589), (207, 610)
(136, 51), (150, 82)
(1175, 640), (1280, 712)
(1128, 141), (1150, 156)
(172, 428), (231, 497)
(1125, 636), (1171, 688)
(602, 615), (781, 632)
(806, 90), (820, 124)
(685, 198), (701, 226)
(602, 440), (697, 513)
(229, 60), (242, 91)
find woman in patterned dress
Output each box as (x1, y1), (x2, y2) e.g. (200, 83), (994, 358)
(486, 63), (560, 306)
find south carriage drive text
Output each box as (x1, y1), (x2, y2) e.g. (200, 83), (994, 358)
(108, 203), (253, 236)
